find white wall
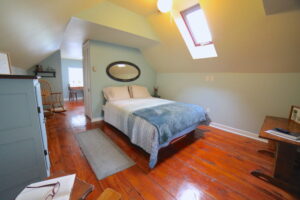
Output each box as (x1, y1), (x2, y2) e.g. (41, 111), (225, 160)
(157, 73), (300, 134)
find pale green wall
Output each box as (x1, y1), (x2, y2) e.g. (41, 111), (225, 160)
(61, 58), (83, 100)
(157, 73), (300, 134)
(28, 51), (63, 94)
(90, 40), (156, 119)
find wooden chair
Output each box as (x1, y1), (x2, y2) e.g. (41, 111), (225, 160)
(39, 79), (65, 114)
(68, 84), (78, 101)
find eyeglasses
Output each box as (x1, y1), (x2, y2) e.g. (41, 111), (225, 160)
(26, 181), (60, 200)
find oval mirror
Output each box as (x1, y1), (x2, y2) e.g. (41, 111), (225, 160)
(106, 61), (140, 82)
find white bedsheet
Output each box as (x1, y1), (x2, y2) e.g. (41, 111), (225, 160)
(103, 98), (172, 154)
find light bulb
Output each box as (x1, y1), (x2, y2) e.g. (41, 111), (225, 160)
(157, 0), (172, 13)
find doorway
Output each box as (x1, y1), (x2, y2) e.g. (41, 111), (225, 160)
(61, 58), (84, 103)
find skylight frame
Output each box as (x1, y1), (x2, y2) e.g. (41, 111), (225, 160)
(180, 4), (213, 47)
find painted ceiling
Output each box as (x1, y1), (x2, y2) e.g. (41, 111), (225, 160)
(0, 0), (103, 69)
(0, 0), (299, 72)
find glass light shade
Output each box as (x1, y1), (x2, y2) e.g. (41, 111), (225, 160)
(157, 0), (172, 13)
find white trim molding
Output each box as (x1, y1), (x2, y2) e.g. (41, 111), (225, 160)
(210, 122), (267, 143)
(91, 117), (103, 122)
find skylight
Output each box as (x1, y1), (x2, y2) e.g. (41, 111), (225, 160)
(174, 4), (217, 59)
(181, 5), (213, 46)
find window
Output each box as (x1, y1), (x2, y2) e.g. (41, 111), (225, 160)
(174, 4), (217, 59)
(68, 67), (83, 87)
(181, 5), (213, 47)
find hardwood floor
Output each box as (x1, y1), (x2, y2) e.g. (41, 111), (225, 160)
(46, 101), (298, 200)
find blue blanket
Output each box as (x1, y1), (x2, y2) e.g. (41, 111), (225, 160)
(132, 102), (207, 145)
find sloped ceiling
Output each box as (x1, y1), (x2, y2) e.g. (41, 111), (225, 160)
(60, 1), (159, 59)
(109, 0), (157, 16)
(0, 0), (300, 72)
(96, 0), (300, 72)
(0, 0), (104, 69)
(61, 17), (158, 59)
(74, 1), (158, 41)
(142, 0), (300, 72)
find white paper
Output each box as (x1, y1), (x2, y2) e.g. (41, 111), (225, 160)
(265, 130), (300, 141)
(16, 174), (76, 200)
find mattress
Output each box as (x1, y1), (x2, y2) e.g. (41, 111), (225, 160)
(103, 97), (207, 168)
(103, 98), (171, 153)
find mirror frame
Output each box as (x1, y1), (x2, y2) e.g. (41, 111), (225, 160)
(106, 61), (141, 82)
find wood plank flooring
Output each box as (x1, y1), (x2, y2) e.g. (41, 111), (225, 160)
(46, 101), (299, 200)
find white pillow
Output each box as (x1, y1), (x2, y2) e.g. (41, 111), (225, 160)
(129, 85), (151, 98)
(103, 86), (130, 101)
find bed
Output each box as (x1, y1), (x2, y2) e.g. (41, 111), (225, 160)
(103, 92), (209, 168)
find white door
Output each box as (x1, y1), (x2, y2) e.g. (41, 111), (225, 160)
(34, 80), (50, 176)
(83, 41), (92, 119)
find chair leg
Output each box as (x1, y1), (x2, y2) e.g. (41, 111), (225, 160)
(51, 103), (55, 113)
(59, 102), (65, 111)
(54, 97), (66, 112)
(58, 95), (65, 111)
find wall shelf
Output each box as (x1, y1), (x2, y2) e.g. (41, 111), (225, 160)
(34, 71), (56, 78)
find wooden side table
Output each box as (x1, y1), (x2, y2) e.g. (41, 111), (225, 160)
(251, 116), (300, 194)
(47, 172), (94, 200)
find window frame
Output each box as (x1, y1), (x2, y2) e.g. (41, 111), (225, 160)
(180, 4), (213, 47)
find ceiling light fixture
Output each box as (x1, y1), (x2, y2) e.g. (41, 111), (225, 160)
(157, 0), (173, 13)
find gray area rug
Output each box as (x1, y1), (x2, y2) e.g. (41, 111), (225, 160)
(76, 129), (135, 180)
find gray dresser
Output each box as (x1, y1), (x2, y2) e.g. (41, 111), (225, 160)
(0, 75), (50, 199)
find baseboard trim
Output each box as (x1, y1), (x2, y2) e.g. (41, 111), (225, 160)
(91, 117), (103, 122)
(210, 122), (267, 143)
